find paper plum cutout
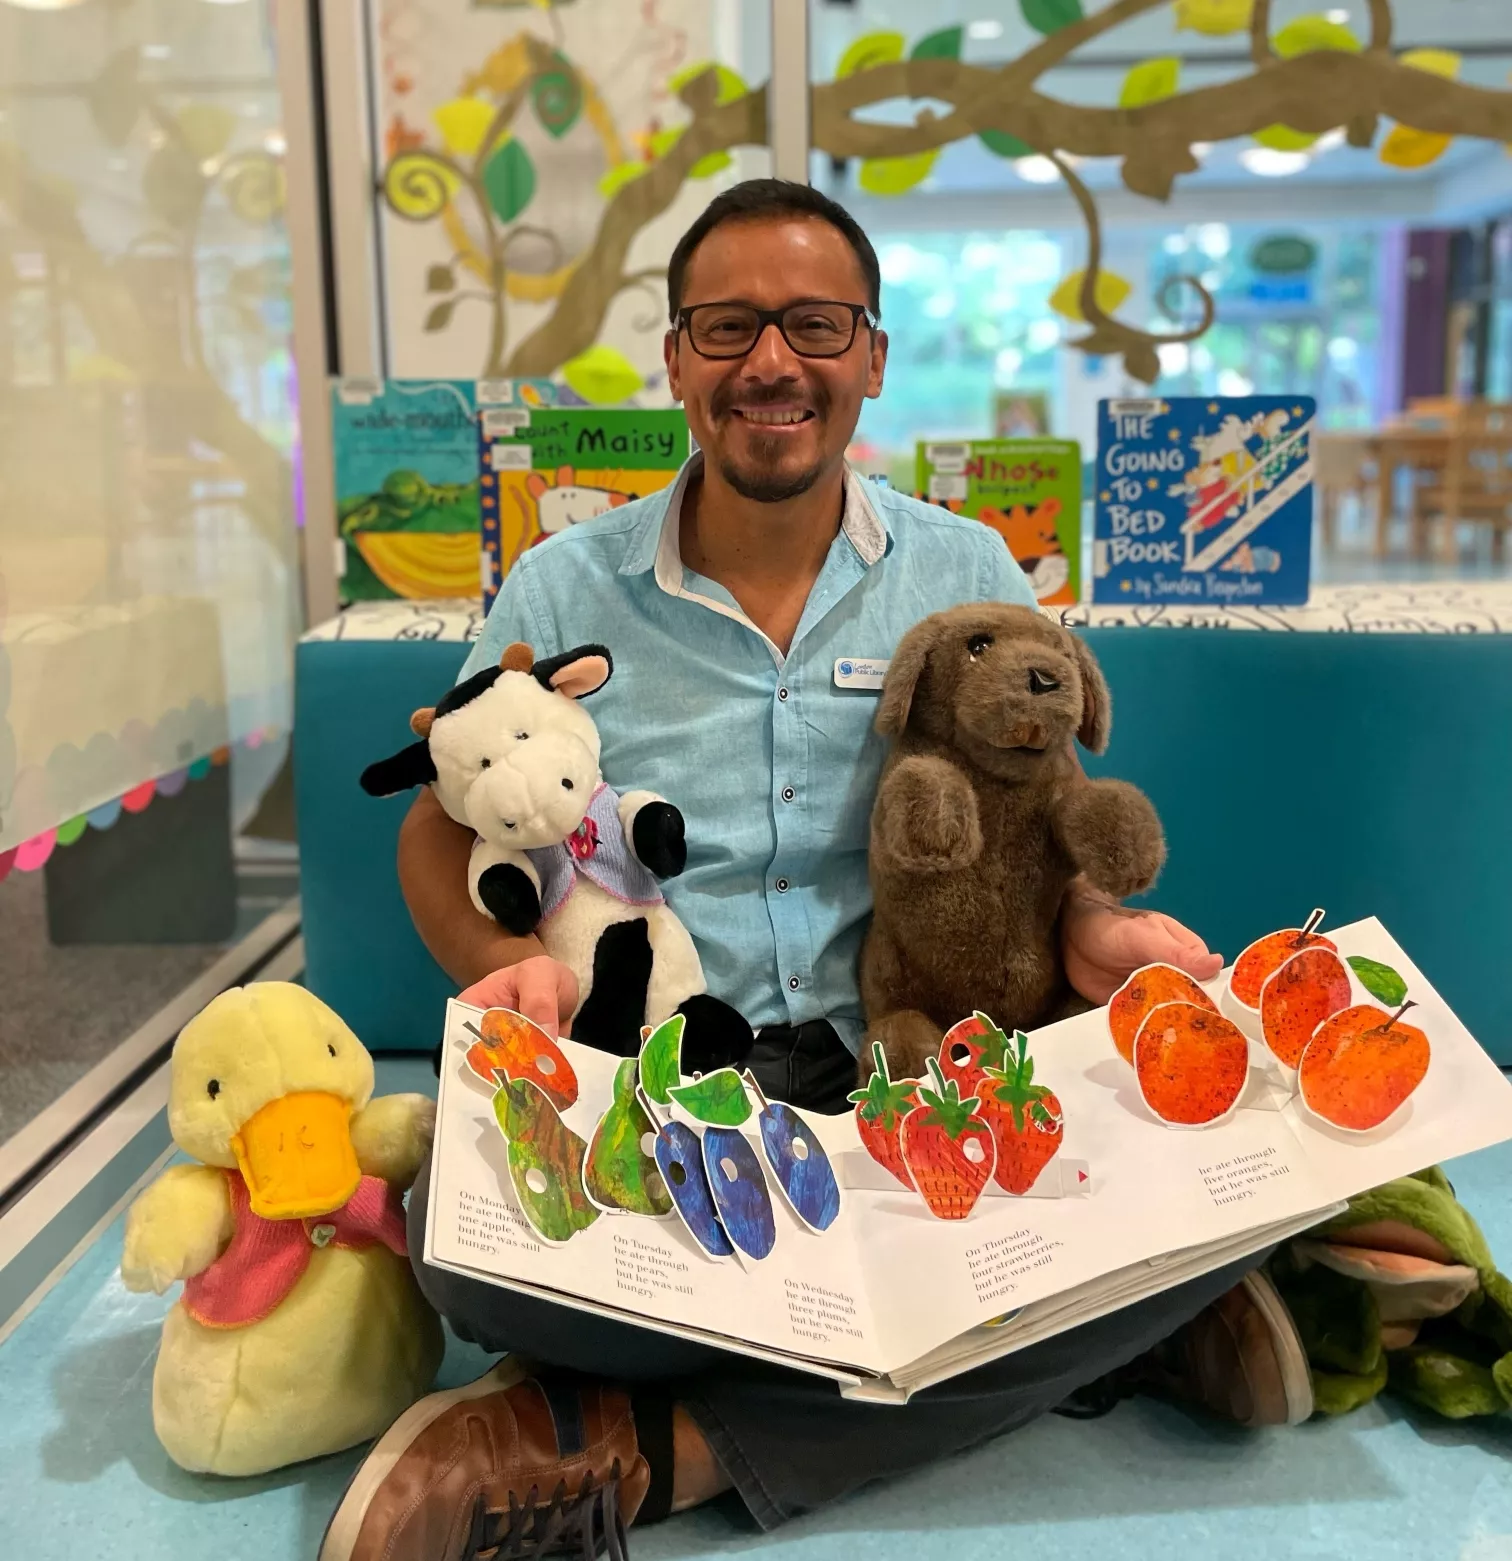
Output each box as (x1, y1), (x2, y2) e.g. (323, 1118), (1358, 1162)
(1299, 998), (1430, 1133)
(702, 1126), (777, 1261)
(1108, 963), (1219, 1064)
(668, 1068), (752, 1127)
(492, 1077), (598, 1243)
(757, 1098), (841, 1233)
(584, 1057), (673, 1217)
(1260, 946), (1353, 1070)
(900, 1059), (996, 1221)
(1134, 1001), (1249, 1128)
(848, 1042), (919, 1191)
(467, 1009), (578, 1109)
(653, 1121), (733, 1259)
(976, 1028), (1065, 1194)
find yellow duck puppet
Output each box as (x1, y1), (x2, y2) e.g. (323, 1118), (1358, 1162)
(120, 982), (444, 1477)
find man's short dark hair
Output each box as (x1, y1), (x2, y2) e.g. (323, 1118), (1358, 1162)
(666, 179), (881, 320)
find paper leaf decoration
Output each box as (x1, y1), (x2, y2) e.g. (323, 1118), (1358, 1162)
(1400, 48), (1461, 81)
(1347, 956), (1409, 1008)
(668, 61), (749, 105)
(584, 1058), (673, 1216)
(1380, 127), (1453, 169)
(561, 344), (643, 404)
(1273, 15), (1360, 57)
(978, 129), (1034, 159)
(424, 299), (458, 333)
(669, 1068), (752, 1127)
(835, 31), (906, 79)
(483, 136), (536, 223)
(598, 162), (646, 199)
(433, 97), (498, 159)
(645, 125), (733, 180)
(1020, 0), (1085, 37)
(639, 1013), (684, 1106)
(531, 51), (582, 139)
(911, 26), (964, 62)
(1173, 0), (1253, 36)
(1119, 57), (1180, 109)
(857, 149), (939, 196)
(177, 103), (236, 162)
(1049, 267), (1131, 323)
(494, 1078), (599, 1243)
(426, 264), (455, 293)
(1254, 124), (1321, 152)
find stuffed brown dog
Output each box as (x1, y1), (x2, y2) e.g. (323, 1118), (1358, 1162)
(860, 603), (1165, 1080)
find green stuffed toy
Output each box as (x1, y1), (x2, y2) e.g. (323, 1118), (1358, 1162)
(1271, 1166), (1512, 1419)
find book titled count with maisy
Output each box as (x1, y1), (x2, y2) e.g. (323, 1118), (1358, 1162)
(425, 916), (1512, 1401)
(1092, 395), (1315, 606)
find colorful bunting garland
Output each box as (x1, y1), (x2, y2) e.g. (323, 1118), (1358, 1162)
(0, 728), (280, 885)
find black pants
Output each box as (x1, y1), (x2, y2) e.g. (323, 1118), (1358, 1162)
(409, 1021), (1263, 1529)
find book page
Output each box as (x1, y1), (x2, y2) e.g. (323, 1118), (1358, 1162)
(849, 918), (1512, 1376)
(424, 1002), (889, 1373)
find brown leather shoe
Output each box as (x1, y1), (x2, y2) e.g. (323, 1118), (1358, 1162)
(1143, 1270), (1315, 1426)
(319, 1359), (651, 1561)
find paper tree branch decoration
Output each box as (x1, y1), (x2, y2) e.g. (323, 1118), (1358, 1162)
(378, 2), (1512, 387)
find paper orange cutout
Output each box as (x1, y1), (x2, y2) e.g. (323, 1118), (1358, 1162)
(1109, 963), (1219, 1064)
(1134, 1002), (1249, 1127)
(1299, 1004), (1430, 1132)
(1260, 946), (1353, 1069)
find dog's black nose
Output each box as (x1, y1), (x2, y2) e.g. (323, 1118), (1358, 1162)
(1028, 668), (1060, 695)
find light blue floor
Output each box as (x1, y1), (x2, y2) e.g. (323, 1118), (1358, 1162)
(5, 1057), (1512, 1561)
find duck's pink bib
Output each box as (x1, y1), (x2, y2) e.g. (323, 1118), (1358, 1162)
(183, 1172), (408, 1330)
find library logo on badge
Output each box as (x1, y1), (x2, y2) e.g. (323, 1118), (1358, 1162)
(834, 657), (888, 690)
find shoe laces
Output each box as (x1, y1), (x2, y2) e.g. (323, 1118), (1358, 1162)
(464, 1460), (629, 1561)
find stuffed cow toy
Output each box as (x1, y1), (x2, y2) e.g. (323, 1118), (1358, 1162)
(361, 641), (753, 1072)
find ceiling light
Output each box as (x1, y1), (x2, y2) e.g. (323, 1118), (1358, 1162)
(1325, 7), (1349, 22)
(967, 19), (1004, 41)
(1239, 146), (1310, 177)
(0, 0), (87, 9)
(1013, 156), (1061, 184)
(141, 43), (172, 60)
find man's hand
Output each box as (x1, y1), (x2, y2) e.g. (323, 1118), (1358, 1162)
(459, 955), (579, 1038)
(1062, 889), (1223, 1006)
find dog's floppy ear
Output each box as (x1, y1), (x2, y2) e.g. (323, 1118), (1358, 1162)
(875, 621), (935, 738)
(360, 740), (438, 797)
(533, 643), (613, 700)
(1068, 632), (1111, 754)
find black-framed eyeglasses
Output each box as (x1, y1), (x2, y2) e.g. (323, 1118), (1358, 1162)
(675, 301), (877, 360)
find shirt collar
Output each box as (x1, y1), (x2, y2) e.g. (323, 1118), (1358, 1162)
(617, 451), (892, 581)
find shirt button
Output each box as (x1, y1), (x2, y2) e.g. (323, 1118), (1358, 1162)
(781, 786), (795, 803)
(788, 975), (800, 991)
(775, 877), (789, 893)
(777, 687), (789, 701)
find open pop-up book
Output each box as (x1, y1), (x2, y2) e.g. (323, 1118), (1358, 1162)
(424, 916), (1512, 1402)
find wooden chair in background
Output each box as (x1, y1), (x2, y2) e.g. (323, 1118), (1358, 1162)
(1313, 432), (1376, 553)
(1410, 401), (1512, 562)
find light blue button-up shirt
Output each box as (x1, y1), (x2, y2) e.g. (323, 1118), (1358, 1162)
(458, 457), (1036, 1052)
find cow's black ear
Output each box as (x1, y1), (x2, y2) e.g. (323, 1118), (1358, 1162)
(532, 644), (613, 699)
(360, 740), (438, 796)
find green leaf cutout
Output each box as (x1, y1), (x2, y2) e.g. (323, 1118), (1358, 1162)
(1119, 57), (1180, 109)
(1347, 956), (1409, 1008)
(639, 1013), (684, 1106)
(910, 26), (963, 62)
(978, 129), (1034, 159)
(669, 1068), (752, 1127)
(585, 1059), (672, 1217)
(493, 1078), (598, 1243)
(1020, 0), (1084, 38)
(531, 52), (583, 139)
(482, 136), (536, 223)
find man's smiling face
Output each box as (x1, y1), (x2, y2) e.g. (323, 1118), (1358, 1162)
(665, 215), (887, 503)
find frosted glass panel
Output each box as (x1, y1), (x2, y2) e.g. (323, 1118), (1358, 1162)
(0, 2), (300, 853)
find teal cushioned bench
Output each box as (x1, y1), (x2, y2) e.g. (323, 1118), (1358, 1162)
(295, 609), (1512, 1061)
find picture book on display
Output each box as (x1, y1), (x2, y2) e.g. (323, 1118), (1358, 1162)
(915, 438), (1082, 606)
(425, 915), (1512, 1402)
(478, 407), (689, 612)
(1092, 394), (1315, 606)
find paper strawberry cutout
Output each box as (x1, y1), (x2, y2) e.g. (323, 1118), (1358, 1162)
(976, 1029), (1064, 1195)
(848, 1042), (919, 1191)
(900, 1059), (995, 1221)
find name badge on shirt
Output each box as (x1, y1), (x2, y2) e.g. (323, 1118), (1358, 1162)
(834, 657), (889, 691)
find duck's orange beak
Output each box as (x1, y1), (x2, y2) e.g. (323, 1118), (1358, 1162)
(230, 1091), (361, 1219)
